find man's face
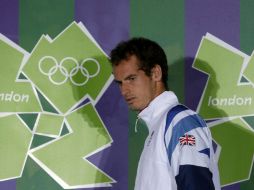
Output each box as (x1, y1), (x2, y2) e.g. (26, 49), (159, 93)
(113, 55), (157, 111)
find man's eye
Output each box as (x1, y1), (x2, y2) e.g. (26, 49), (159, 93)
(129, 76), (136, 81)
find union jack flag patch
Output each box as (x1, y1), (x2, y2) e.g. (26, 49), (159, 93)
(179, 134), (196, 146)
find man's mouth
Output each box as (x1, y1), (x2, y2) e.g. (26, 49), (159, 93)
(126, 97), (135, 104)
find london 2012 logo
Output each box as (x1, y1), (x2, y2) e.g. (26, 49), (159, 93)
(0, 22), (115, 189)
(193, 33), (254, 187)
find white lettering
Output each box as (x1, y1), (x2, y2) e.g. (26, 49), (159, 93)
(228, 95), (235, 105)
(13, 94), (21, 102)
(208, 95), (252, 106)
(0, 91), (29, 103)
(21, 95), (29, 103)
(5, 91), (14, 101)
(245, 97), (252, 105)
(236, 97), (244, 105)
(212, 98), (219, 106)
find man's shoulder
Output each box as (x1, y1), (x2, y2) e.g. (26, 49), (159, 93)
(165, 104), (207, 133)
(165, 104), (197, 125)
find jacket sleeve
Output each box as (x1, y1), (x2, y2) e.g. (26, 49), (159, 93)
(175, 165), (215, 190)
(164, 109), (217, 190)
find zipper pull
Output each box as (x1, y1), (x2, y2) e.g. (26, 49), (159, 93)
(134, 116), (140, 133)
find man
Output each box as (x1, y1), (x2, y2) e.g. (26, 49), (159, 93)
(110, 38), (220, 190)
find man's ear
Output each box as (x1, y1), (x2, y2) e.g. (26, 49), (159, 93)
(152, 64), (162, 82)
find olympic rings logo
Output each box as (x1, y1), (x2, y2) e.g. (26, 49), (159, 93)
(38, 56), (100, 86)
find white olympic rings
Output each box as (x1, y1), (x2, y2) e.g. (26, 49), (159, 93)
(38, 56), (100, 86)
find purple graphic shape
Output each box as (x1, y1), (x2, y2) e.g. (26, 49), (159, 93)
(0, 0), (19, 43)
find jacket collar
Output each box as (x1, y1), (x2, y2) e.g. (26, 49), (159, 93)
(138, 91), (178, 131)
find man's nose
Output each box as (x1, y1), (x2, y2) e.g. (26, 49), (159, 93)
(120, 82), (130, 97)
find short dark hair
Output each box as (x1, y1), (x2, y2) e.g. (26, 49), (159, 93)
(110, 37), (168, 89)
